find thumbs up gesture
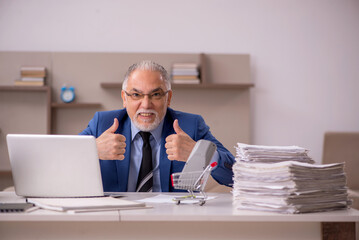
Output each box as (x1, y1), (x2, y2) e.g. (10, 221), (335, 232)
(165, 119), (196, 162)
(96, 118), (126, 160)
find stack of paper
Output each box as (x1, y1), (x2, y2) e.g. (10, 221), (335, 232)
(235, 143), (314, 164)
(233, 144), (351, 214)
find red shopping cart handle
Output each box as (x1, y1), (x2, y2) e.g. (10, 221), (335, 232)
(210, 162), (218, 168)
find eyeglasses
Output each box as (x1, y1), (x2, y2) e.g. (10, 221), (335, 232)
(124, 90), (169, 101)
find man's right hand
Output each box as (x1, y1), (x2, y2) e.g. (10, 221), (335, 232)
(96, 118), (126, 160)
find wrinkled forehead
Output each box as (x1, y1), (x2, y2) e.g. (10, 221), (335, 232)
(126, 70), (167, 91)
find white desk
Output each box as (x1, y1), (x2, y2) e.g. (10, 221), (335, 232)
(1, 191), (358, 240)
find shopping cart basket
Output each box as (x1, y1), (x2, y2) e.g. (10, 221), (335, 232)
(171, 162), (217, 205)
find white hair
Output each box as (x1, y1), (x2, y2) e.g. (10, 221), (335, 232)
(122, 60), (171, 91)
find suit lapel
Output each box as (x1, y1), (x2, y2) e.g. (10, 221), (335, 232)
(159, 109), (175, 192)
(115, 110), (131, 192)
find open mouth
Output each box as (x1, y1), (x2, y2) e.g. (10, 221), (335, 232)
(136, 110), (157, 122)
(133, 109), (161, 131)
(139, 112), (154, 117)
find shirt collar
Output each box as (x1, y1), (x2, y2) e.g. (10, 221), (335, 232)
(130, 119), (164, 144)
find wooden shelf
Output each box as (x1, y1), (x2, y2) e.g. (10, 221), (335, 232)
(51, 103), (102, 108)
(100, 82), (123, 88)
(0, 85), (49, 92)
(172, 83), (254, 89)
(100, 82), (254, 90)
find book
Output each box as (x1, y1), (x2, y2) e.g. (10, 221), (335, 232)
(172, 63), (198, 68)
(20, 66), (46, 78)
(20, 77), (45, 82)
(27, 196), (147, 213)
(21, 72), (46, 78)
(172, 79), (201, 84)
(14, 80), (45, 86)
(172, 69), (199, 76)
(20, 66), (46, 71)
(172, 75), (200, 80)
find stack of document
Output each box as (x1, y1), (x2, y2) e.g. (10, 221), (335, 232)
(233, 144), (351, 214)
(235, 143), (314, 164)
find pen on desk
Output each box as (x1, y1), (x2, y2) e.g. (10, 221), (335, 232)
(110, 195), (124, 198)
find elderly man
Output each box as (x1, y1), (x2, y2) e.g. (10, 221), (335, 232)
(80, 60), (234, 192)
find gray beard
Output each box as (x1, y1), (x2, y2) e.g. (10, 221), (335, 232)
(133, 107), (167, 132)
(133, 114), (161, 132)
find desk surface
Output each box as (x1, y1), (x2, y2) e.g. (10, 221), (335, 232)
(1, 191), (358, 223)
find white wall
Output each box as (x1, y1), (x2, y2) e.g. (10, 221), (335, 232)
(1, 0), (358, 163)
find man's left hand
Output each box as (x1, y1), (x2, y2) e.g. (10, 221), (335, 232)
(165, 119), (196, 162)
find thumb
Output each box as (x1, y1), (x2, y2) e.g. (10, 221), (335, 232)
(106, 118), (119, 133)
(173, 119), (185, 135)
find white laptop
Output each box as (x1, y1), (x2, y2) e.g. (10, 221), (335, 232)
(7, 134), (104, 198)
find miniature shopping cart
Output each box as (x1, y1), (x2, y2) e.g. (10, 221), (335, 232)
(171, 162), (217, 206)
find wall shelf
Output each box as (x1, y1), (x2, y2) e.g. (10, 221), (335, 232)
(100, 82), (254, 90)
(51, 103), (102, 108)
(0, 85), (49, 92)
(173, 83), (254, 89)
(100, 82), (122, 88)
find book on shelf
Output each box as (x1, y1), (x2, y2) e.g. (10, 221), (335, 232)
(172, 63), (199, 68)
(20, 72), (46, 78)
(20, 77), (45, 82)
(14, 80), (45, 86)
(172, 79), (201, 84)
(16, 65), (46, 86)
(172, 75), (200, 80)
(171, 62), (201, 84)
(20, 66), (46, 71)
(172, 69), (199, 76)
(20, 66), (46, 77)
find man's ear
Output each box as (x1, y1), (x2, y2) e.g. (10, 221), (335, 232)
(121, 90), (127, 108)
(167, 90), (173, 107)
